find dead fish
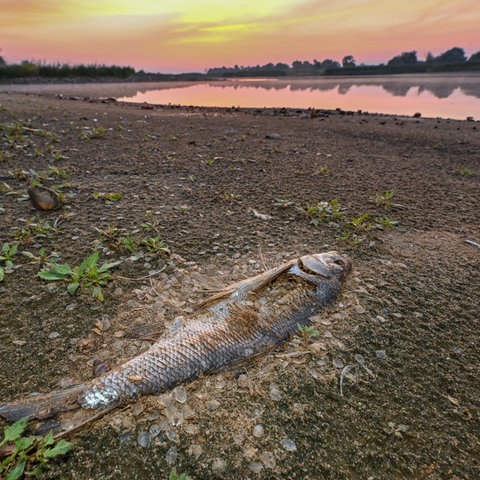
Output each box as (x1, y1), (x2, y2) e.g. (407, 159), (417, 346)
(0, 251), (351, 423)
(28, 186), (60, 211)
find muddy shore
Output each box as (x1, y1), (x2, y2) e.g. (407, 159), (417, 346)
(0, 92), (479, 479)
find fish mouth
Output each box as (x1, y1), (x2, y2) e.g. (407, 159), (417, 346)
(296, 251), (352, 279)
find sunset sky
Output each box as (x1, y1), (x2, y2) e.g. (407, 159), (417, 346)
(1, 0), (478, 73)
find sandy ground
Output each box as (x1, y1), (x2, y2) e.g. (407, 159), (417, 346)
(0, 92), (479, 479)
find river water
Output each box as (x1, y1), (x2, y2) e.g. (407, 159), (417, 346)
(1, 74), (479, 120)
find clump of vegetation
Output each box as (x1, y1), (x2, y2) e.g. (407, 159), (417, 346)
(374, 190), (395, 208)
(12, 218), (58, 245)
(297, 323), (320, 341)
(0, 243), (18, 282)
(92, 192), (122, 202)
(168, 467), (192, 480)
(314, 165), (329, 175)
(80, 127), (107, 140)
(0, 417), (73, 479)
(455, 165), (473, 177)
(38, 251), (121, 301)
(22, 247), (60, 266)
(302, 199), (345, 226)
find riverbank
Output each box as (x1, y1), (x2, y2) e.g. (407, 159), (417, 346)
(0, 92), (479, 479)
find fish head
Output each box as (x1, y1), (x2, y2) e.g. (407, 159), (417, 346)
(297, 251), (351, 281)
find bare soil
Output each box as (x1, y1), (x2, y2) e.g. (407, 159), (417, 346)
(0, 92), (479, 479)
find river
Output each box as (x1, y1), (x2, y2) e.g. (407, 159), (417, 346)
(1, 74), (479, 120)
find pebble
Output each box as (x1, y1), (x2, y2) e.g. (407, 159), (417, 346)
(165, 446), (178, 465)
(355, 305), (366, 314)
(137, 431), (150, 448)
(354, 354), (365, 364)
(333, 358), (344, 368)
(211, 457), (227, 474)
(206, 399), (221, 410)
(166, 429), (179, 442)
(149, 424), (161, 438)
(48, 332), (60, 339)
(376, 350), (388, 361)
(323, 330), (333, 338)
(174, 386), (188, 403)
(65, 303), (76, 311)
(188, 444), (203, 460)
(269, 385), (283, 401)
(280, 438), (297, 452)
(248, 462), (264, 474)
(119, 433), (132, 445)
(316, 358), (327, 367)
(253, 424), (264, 438)
(260, 451), (276, 469)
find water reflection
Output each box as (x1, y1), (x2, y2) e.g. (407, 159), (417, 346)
(1, 74), (479, 119)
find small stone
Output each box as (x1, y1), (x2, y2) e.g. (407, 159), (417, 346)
(65, 303), (76, 311)
(265, 133), (281, 139)
(269, 385), (282, 401)
(237, 374), (249, 388)
(145, 410), (160, 421)
(119, 433), (132, 444)
(211, 457), (227, 474)
(137, 431), (150, 448)
(354, 354), (365, 364)
(149, 424), (161, 438)
(166, 429), (179, 442)
(316, 358), (327, 367)
(260, 451), (276, 469)
(174, 386), (188, 404)
(323, 330), (333, 338)
(48, 332), (60, 339)
(376, 350), (388, 361)
(280, 438), (297, 452)
(183, 423), (200, 435)
(165, 446), (178, 465)
(333, 358), (344, 368)
(188, 444), (203, 460)
(206, 399), (221, 410)
(248, 462), (263, 474)
(355, 305), (366, 314)
(253, 424), (264, 438)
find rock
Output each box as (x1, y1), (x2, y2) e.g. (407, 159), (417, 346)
(265, 133), (281, 139)
(376, 350), (388, 361)
(174, 386), (188, 403)
(269, 384), (282, 401)
(137, 431), (150, 448)
(211, 457), (227, 474)
(260, 451), (276, 469)
(188, 444), (203, 460)
(248, 462), (263, 474)
(253, 424), (264, 438)
(165, 446), (178, 465)
(280, 438), (297, 452)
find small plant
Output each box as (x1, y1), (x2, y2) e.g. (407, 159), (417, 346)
(455, 166), (473, 177)
(374, 216), (399, 230)
(38, 251), (121, 301)
(120, 234), (139, 254)
(374, 191), (395, 208)
(205, 158), (214, 166)
(345, 212), (374, 232)
(22, 247), (60, 266)
(0, 243), (18, 268)
(13, 218), (57, 244)
(338, 230), (365, 246)
(297, 323), (320, 340)
(314, 165), (329, 175)
(273, 198), (294, 208)
(169, 467), (192, 480)
(80, 126), (107, 140)
(47, 165), (69, 179)
(0, 416), (73, 479)
(92, 192), (122, 202)
(141, 236), (170, 255)
(302, 199), (344, 226)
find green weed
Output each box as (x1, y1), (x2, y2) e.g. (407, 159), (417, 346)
(374, 191), (395, 208)
(455, 166), (473, 177)
(79, 126), (107, 140)
(92, 192), (122, 202)
(302, 199), (345, 226)
(297, 323), (320, 340)
(38, 251), (121, 301)
(168, 467), (192, 480)
(0, 417), (73, 479)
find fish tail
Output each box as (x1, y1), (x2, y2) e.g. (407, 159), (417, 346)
(0, 384), (85, 422)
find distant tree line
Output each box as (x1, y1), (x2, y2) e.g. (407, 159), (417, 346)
(207, 47), (480, 77)
(0, 58), (135, 81)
